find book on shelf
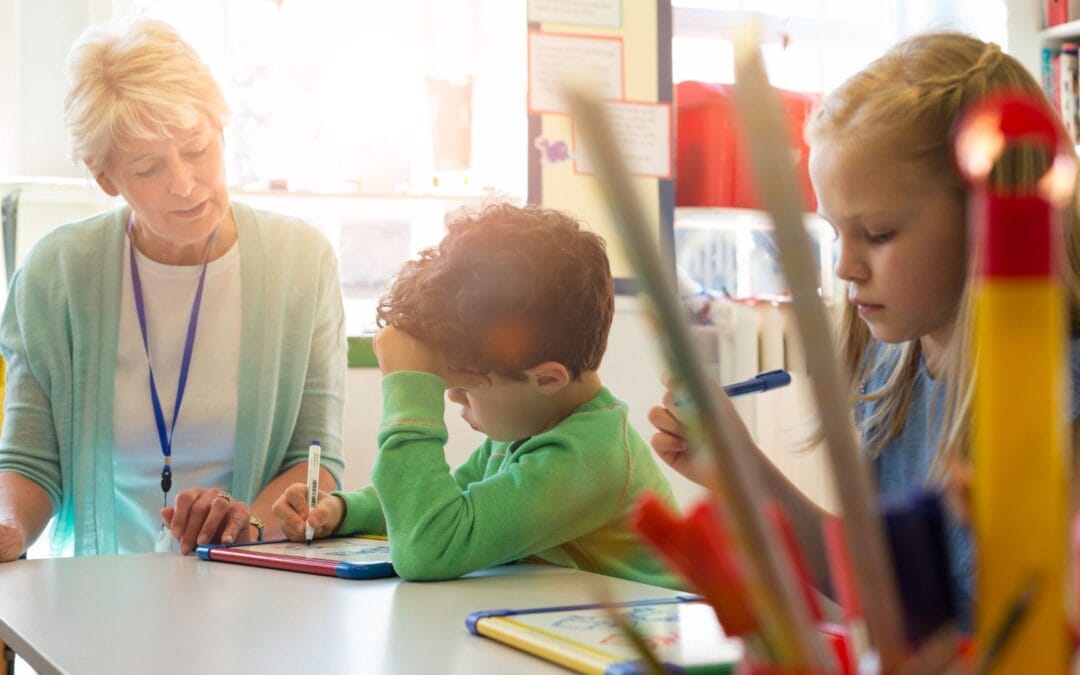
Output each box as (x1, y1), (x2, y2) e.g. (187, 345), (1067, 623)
(1042, 43), (1080, 145)
(1062, 43), (1078, 143)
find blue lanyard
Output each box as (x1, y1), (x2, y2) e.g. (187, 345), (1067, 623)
(126, 215), (218, 504)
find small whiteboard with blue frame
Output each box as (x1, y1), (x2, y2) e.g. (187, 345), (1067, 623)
(196, 535), (395, 580)
(466, 595), (741, 674)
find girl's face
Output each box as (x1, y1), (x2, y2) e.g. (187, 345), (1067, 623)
(809, 143), (968, 350)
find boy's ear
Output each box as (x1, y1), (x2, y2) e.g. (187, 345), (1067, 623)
(529, 361), (571, 394)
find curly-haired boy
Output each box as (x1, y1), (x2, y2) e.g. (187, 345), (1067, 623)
(274, 203), (679, 587)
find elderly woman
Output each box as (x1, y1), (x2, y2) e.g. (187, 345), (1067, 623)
(0, 18), (346, 560)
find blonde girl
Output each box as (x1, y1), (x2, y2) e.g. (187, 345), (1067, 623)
(648, 31), (1080, 628)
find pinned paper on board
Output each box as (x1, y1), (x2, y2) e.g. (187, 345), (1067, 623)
(527, 0), (623, 28)
(572, 100), (672, 178)
(528, 32), (624, 114)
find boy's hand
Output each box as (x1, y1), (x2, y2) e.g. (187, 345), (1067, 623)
(271, 482), (346, 541)
(372, 326), (447, 377)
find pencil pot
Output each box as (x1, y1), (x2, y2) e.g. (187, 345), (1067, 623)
(735, 625), (853, 675)
(735, 663), (838, 675)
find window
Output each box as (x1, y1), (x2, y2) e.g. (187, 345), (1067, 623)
(672, 0), (1007, 91)
(130, 0), (528, 334)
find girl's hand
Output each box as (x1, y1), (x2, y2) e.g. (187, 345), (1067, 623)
(271, 483), (344, 541)
(647, 373), (756, 490)
(943, 458), (972, 525)
(162, 487), (252, 555)
(647, 387), (699, 479)
(648, 372), (724, 487)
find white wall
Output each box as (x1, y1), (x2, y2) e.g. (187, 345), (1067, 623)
(1, 0), (133, 177)
(10, 0), (84, 177)
(0, 0), (17, 177)
(1003, 0), (1043, 77)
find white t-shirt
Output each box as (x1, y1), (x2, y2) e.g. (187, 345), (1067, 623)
(113, 238), (242, 553)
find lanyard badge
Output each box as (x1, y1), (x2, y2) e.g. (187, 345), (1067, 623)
(126, 214), (219, 510)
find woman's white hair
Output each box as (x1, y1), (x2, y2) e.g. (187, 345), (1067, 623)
(63, 18), (229, 171)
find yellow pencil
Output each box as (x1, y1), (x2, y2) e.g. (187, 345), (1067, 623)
(954, 92), (1074, 674)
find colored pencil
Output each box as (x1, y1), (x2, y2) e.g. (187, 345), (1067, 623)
(728, 21), (907, 669)
(954, 92), (1072, 674)
(564, 83), (831, 670)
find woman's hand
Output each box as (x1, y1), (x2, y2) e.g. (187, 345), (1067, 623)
(162, 487), (253, 555)
(372, 326), (447, 377)
(0, 519), (26, 562)
(272, 482), (345, 541)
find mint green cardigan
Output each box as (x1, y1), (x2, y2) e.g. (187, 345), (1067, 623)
(0, 202), (346, 556)
(336, 371), (681, 589)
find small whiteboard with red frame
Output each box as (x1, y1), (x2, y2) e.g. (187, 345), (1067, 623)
(196, 535), (395, 579)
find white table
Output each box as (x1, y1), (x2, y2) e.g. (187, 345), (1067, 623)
(0, 553), (682, 674)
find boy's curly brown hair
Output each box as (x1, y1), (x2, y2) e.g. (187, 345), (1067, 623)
(376, 203), (614, 380)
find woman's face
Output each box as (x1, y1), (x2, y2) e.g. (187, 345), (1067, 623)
(809, 142), (968, 350)
(94, 115), (230, 254)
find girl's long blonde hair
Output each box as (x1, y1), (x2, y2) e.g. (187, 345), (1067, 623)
(805, 31), (1080, 478)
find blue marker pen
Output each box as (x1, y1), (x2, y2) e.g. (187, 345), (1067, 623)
(721, 369), (791, 398)
(673, 369), (791, 408)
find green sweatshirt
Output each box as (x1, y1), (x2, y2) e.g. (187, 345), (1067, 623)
(335, 371), (681, 588)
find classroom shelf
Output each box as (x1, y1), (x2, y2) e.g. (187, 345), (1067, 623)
(1041, 19), (1080, 43)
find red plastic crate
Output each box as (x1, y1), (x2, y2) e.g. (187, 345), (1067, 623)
(1047, 0), (1069, 27)
(676, 80), (820, 211)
